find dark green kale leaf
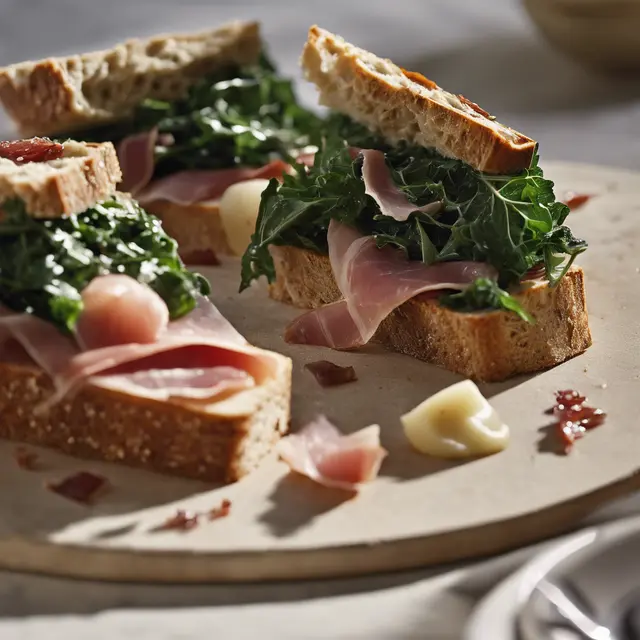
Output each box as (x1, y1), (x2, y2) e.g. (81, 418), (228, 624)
(78, 54), (323, 178)
(240, 115), (587, 311)
(0, 197), (209, 333)
(439, 278), (535, 323)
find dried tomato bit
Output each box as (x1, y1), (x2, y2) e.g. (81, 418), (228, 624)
(458, 94), (494, 119)
(208, 498), (232, 521)
(46, 471), (109, 504)
(14, 446), (39, 470)
(563, 193), (592, 211)
(0, 138), (64, 164)
(555, 389), (587, 406)
(549, 389), (606, 454)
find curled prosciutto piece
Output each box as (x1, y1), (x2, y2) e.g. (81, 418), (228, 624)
(117, 128), (158, 193)
(277, 415), (388, 491)
(76, 274), (169, 350)
(285, 221), (497, 350)
(360, 149), (442, 221)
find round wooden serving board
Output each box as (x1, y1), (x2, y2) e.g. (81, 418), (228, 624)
(0, 162), (638, 583)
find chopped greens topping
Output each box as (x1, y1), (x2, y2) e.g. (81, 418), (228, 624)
(78, 54), (323, 179)
(440, 278), (535, 323)
(240, 115), (587, 320)
(0, 197), (209, 333)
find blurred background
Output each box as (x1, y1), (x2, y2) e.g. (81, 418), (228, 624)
(0, 0), (639, 169)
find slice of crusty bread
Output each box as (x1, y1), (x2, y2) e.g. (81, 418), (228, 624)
(0, 140), (121, 218)
(0, 346), (291, 482)
(301, 26), (536, 174)
(148, 199), (233, 261)
(0, 21), (261, 137)
(269, 245), (592, 382)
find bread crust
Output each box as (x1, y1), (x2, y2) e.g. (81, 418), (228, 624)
(301, 26), (536, 174)
(269, 245), (592, 382)
(0, 21), (261, 137)
(0, 350), (291, 483)
(0, 141), (121, 218)
(148, 199), (233, 260)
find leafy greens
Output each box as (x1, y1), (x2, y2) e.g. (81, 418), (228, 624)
(0, 197), (209, 333)
(78, 54), (323, 179)
(241, 115), (587, 318)
(440, 278), (535, 323)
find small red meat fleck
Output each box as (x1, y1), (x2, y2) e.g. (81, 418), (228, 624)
(14, 446), (39, 471)
(523, 263), (546, 281)
(46, 471), (109, 504)
(208, 498), (232, 521)
(304, 360), (358, 387)
(0, 138), (64, 164)
(156, 509), (200, 532)
(549, 389), (606, 453)
(563, 193), (592, 211)
(180, 249), (220, 266)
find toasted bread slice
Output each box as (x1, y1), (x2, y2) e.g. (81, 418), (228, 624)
(148, 199), (232, 262)
(0, 140), (121, 218)
(269, 246), (592, 382)
(0, 21), (261, 137)
(301, 26), (536, 174)
(0, 346), (291, 482)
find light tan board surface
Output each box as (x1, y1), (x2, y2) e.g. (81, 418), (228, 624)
(0, 162), (638, 583)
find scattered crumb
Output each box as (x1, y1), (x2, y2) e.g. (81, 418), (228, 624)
(208, 499), (232, 521)
(154, 509), (200, 532)
(304, 360), (358, 387)
(600, 383), (608, 390)
(46, 471), (109, 505)
(548, 389), (606, 454)
(152, 499), (232, 533)
(14, 446), (39, 471)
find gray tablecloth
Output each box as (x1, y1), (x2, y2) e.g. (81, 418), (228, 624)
(0, 1), (638, 638)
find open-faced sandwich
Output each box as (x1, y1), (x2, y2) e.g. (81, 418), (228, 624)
(0, 22), (321, 263)
(0, 137), (291, 482)
(241, 26), (592, 382)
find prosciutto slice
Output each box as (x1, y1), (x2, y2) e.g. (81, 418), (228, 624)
(360, 149), (442, 221)
(135, 160), (290, 206)
(0, 276), (277, 412)
(285, 221), (497, 350)
(96, 366), (253, 402)
(117, 127), (310, 204)
(117, 129), (158, 194)
(277, 415), (387, 491)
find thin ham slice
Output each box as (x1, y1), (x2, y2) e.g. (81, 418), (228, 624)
(360, 149), (442, 221)
(117, 129), (158, 194)
(116, 127), (311, 206)
(96, 366), (254, 402)
(136, 161), (290, 207)
(0, 278), (277, 412)
(277, 415), (387, 491)
(285, 221), (497, 350)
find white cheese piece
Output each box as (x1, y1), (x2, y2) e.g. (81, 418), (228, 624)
(401, 380), (509, 458)
(219, 179), (271, 256)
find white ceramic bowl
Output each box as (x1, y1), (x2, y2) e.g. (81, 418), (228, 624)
(523, 0), (640, 71)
